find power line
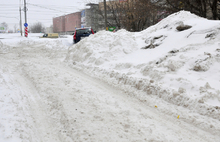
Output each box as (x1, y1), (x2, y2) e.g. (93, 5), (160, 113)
(0, 4), (19, 6)
(0, 7), (18, 8)
(27, 10), (64, 13)
(27, 3), (75, 13)
(27, 3), (79, 9)
(1, 1), (86, 30)
(28, 18), (52, 20)
(0, 10), (19, 12)
(0, 15), (19, 20)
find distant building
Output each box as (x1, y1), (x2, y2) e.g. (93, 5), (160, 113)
(65, 12), (81, 32)
(53, 4), (103, 34)
(53, 12), (81, 34)
(53, 16), (65, 33)
(45, 27), (53, 33)
(83, 3), (102, 31)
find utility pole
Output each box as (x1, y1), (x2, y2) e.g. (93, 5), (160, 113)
(24, 0), (28, 37)
(19, 0), (22, 36)
(104, 0), (107, 31)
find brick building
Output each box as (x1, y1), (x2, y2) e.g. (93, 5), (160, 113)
(65, 12), (81, 32)
(53, 16), (65, 33)
(53, 12), (81, 34)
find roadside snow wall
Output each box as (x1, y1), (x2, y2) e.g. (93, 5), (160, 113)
(66, 11), (220, 125)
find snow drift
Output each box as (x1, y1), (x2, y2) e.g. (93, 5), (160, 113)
(66, 11), (220, 122)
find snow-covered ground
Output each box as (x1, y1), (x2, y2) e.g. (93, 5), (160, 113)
(0, 11), (220, 141)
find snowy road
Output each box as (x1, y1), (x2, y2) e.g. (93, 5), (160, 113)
(0, 40), (219, 142)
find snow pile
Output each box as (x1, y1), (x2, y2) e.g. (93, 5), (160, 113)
(66, 11), (220, 121)
(0, 33), (72, 50)
(0, 40), (11, 53)
(66, 30), (138, 65)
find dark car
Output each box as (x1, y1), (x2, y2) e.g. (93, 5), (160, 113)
(73, 28), (95, 43)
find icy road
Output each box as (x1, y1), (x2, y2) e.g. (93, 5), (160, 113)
(0, 40), (219, 142)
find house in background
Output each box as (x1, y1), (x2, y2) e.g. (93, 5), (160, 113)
(53, 16), (65, 33)
(53, 12), (81, 34)
(53, 1), (131, 34)
(45, 27), (53, 33)
(65, 12), (81, 34)
(53, 3), (103, 34)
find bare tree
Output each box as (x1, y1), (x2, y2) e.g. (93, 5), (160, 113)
(208, 0), (218, 19)
(106, 1), (123, 29)
(97, 0), (159, 32)
(122, 0), (158, 31)
(163, 0), (206, 17)
(96, 1), (123, 29)
(96, 0), (220, 31)
(163, 0), (220, 20)
(30, 22), (45, 33)
(218, 0), (220, 19)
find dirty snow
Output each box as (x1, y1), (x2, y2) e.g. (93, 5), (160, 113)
(0, 11), (220, 141)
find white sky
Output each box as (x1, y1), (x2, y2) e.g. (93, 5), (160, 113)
(0, 0), (103, 30)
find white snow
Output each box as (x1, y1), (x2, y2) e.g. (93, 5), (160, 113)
(0, 11), (220, 141)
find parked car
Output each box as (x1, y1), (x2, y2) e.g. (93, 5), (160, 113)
(73, 28), (95, 43)
(40, 33), (59, 38)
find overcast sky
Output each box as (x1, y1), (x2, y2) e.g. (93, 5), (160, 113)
(0, 0), (102, 30)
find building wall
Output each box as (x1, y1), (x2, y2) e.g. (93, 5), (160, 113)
(65, 12), (81, 32)
(45, 27), (53, 33)
(53, 16), (65, 33)
(53, 4), (107, 33)
(53, 12), (81, 33)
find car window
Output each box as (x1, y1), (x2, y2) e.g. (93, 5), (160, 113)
(76, 29), (92, 34)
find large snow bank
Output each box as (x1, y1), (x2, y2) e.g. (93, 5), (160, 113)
(66, 11), (220, 122)
(66, 29), (138, 65)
